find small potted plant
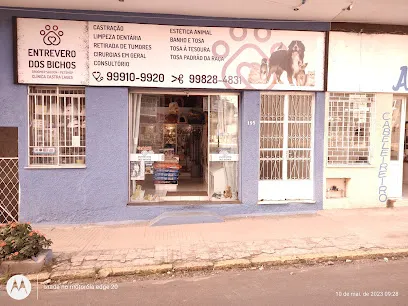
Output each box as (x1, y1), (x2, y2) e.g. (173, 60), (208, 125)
(0, 222), (53, 275)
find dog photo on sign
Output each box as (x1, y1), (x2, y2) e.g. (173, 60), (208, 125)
(248, 40), (315, 87)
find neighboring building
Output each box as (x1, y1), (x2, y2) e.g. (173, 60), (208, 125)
(324, 27), (408, 209)
(0, 7), (328, 224)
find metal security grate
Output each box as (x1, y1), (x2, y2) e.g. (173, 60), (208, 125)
(260, 94), (313, 180)
(28, 86), (86, 166)
(0, 158), (19, 223)
(260, 95), (285, 180)
(328, 93), (375, 165)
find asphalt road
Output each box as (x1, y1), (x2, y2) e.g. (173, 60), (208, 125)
(1, 259), (408, 306)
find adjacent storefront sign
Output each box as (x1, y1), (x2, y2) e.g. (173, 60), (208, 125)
(378, 112), (391, 203)
(328, 32), (408, 93)
(16, 18), (325, 91)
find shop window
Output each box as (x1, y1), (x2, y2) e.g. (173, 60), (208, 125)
(327, 93), (375, 165)
(128, 93), (239, 203)
(28, 86), (86, 167)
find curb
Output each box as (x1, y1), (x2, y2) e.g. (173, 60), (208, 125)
(214, 259), (251, 269)
(173, 261), (214, 271)
(247, 249), (408, 266)
(99, 264), (173, 278)
(25, 248), (408, 282)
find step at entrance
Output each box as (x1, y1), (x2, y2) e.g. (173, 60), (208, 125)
(149, 211), (224, 226)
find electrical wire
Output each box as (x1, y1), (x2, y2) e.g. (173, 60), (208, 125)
(331, 1), (356, 22)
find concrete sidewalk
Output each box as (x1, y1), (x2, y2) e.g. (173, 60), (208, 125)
(32, 207), (408, 280)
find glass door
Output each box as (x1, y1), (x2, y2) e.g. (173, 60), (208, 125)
(128, 92), (240, 203)
(208, 95), (239, 201)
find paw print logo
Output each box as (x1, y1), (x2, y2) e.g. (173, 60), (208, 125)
(40, 25), (63, 46)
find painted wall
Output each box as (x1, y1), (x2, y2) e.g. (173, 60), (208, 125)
(0, 7), (327, 223)
(323, 93), (394, 209)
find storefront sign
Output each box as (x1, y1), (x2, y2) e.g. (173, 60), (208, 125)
(328, 32), (408, 93)
(16, 18), (89, 85)
(16, 18), (325, 91)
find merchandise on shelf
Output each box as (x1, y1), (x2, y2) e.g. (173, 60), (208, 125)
(153, 161), (181, 186)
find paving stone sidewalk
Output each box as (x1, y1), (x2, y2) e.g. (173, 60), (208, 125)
(34, 207), (408, 279)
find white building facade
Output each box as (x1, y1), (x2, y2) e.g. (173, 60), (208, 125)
(324, 30), (408, 209)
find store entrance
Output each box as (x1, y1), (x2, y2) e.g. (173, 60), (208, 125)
(128, 92), (239, 203)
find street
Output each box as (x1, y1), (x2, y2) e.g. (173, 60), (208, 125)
(1, 259), (407, 305)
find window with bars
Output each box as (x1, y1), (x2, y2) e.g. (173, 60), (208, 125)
(28, 86), (86, 167)
(327, 93), (375, 165)
(259, 94), (313, 180)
